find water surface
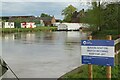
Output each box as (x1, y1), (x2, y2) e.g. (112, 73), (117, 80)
(1, 31), (87, 78)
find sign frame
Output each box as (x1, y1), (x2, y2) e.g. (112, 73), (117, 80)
(81, 40), (114, 66)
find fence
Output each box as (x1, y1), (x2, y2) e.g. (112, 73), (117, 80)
(115, 38), (120, 54)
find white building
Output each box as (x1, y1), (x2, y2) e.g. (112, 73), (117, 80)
(53, 22), (61, 27)
(21, 22), (36, 28)
(57, 23), (89, 30)
(4, 22), (15, 28)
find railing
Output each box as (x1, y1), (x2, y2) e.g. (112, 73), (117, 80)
(114, 38), (120, 54)
(115, 38), (120, 45)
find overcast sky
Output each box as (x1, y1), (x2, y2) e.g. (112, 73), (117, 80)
(1, 0), (92, 19)
(1, 0), (119, 19)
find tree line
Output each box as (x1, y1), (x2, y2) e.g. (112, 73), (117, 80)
(62, 1), (120, 32)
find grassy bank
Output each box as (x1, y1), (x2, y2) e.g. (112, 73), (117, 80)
(91, 29), (119, 40)
(59, 39), (120, 80)
(1, 26), (57, 33)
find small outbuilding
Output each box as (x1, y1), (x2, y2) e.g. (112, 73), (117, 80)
(21, 22), (36, 28)
(4, 22), (15, 28)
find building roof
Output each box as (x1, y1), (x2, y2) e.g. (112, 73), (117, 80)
(8, 16), (54, 22)
(39, 17), (53, 21)
(1, 16), (34, 18)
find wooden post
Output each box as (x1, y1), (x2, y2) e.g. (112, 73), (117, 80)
(88, 36), (93, 80)
(106, 35), (112, 80)
(88, 64), (92, 80)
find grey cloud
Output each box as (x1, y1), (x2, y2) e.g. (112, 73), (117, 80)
(2, 2), (90, 19)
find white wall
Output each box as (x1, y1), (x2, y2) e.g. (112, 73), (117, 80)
(5, 22), (14, 28)
(53, 22), (60, 26)
(21, 22), (36, 28)
(57, 23), (67, 30)
(57, 23), (81, 30)
(65, 23), (81, 30)
(57, 23), (89, 30)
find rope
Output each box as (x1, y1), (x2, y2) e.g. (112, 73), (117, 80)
(1, 58), (20, 80)
(6, 64), (20, 80)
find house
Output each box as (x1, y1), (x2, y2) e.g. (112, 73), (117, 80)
(7, 16), (56, 27)
(71, 9), (85, 23)
(4, 22), (15, 28)
(7, 16), (35, 28)
(39, 16), (56, 26)
(71, 11), (80, 23)
(21, 22), (36, 28)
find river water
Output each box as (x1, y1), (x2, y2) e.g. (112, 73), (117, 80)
(1, 31), (88, 78)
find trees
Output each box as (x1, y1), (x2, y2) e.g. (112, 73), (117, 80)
(62, 5), (77, 22)
(40, 13), (52, 18)
(81, 1), (104, 31)
(103, 3), (119, 30)
(81, 1), (119, 31)
(61, 1), (119, 33)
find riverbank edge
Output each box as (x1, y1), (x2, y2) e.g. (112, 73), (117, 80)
(0, 27), (85, 34)
(0, 27), (57, 33)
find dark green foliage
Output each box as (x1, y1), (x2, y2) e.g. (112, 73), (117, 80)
(102, 3), (119, 30)
(62, 5), (77, 22)
(80, 1), (119, 35)
(61, 63), (119, 79)
(81, 2), (103, 30)
(40, 13), (52, 18)
(91, 29), (119, 39)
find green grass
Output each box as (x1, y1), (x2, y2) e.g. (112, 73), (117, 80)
(60, 55), (119, 79)
(91, 29), (119, 40)
(1, 26), (57, 33)
(60, 65), (119, 78)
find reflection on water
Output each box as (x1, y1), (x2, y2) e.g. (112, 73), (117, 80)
(1, 31), (88, 78)
(66, 32), (87, 43)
